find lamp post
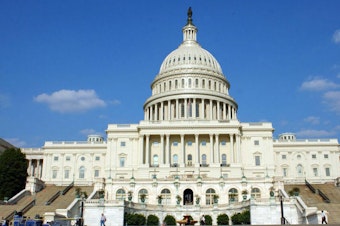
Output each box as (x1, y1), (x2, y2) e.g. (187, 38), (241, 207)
(79, 195), (85, 226)
(279, 194), (285, 225)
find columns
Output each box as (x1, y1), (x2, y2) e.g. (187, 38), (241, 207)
(28, 159), (32, 176)
(193, 98), (196, 118)
(176, 99), (179, 119)
(160, 102), (164, 120)
(223, 103), (226, 120)
(214, 134), (220, 164)
(230, 134), (234, 163)
(160, 134), (164, 165)
(138, 135), (144, 165)
(168, 100), (171, 120)
(145, 135), (150, 166)
(184, 99), (187, 119)
(228, 105), (231, 120)
(201, 99), (205, 119)
(165, 135), (170, 165)
(217, 101), (220, 120)
(209, 134), (214, 164)
(209, 100), (213, 120)
(181, 134), (185, 166)
(235, 134), (241, 163)
(155, 104), (158, 121)
(195, 134), (199, 165)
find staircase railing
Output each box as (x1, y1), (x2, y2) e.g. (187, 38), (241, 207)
(61, 181), (74, 195)
(45, 191), (61, 205)
(318, 189), (331, 203)
(5, 199), (36, 220)
(305, 179), (316, 193)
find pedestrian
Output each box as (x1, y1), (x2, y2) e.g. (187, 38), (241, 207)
(200, 215), (205, 225)
(100, 213), (106, 226)
(321, 210), (327, 224)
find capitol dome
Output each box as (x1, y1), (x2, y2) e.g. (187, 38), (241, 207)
(143, 8), (238, 122)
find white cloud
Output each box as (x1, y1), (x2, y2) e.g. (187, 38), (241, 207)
(109, 99), (121, 105)
(34, 89), (106, 113)
(295, 129), (335, 138)
(300, 77), (339, 91)
(323, 91), (340, 114)
(303, 116), (320, 125)
(80, 129), (98, 136)
(333, 29), (340, 44)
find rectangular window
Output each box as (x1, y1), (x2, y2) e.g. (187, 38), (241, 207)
(52, 170), (58, 179)
(312, 154), (316, 159)
(64, 170), (69, 179)
(120, 157), (125, 167)
(325, 168), (330, 176)
(254, 140), (259, 145)
(221, 141), (226, 146)
(201, 141), (206, 146)
(54, 156), (59, 161)
(94, 170), (99, 178)
(313, 168), (318, 176)
(283, 168), (287, 177)
(66, 156), (71, 161)
(255, 156), (261, 166)
(282, 155), (286, 160)
(324, 154), (329, 159)
(173, 142), (178, 146)
(95, 156), (100, 161)
(153, 142), (159, 147)
(120, 141), (126, 147)
(187, 141), (192, 146)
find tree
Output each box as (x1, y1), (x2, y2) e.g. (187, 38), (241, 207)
(217, 213), (229, 225)
(205, 215), (213, 225)
(163, 215), (176, 225)
(146, 214), (159, 226)
(0, 148), (28, 200)
(231, 210), (250, 225)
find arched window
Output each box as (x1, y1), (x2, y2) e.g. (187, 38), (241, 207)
(181, 79), (185, 88)
(251, 188), (261, 199)
(139, 189), (148, 203)
(116, 189), (126, 201)
(195, 79), (198, 88)
(79, 166), (85, 179)
(202, 80), (205, 88)
(201, 154), (207, 166)
(187, 154), (192, 166)
(188, 79), (192, 88)
(153, 155), (159, 167)
(161, 189), (171, 205)
(297, 164), (304, 177)
(175, 80), (178, 88)
(228, 188), (238, 203)
(205, 188), (216, 205)
(169, 81), (172, 90)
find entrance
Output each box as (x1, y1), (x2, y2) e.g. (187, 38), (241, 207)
(183, 189), (193, 205)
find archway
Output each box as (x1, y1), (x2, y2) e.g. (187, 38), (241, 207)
(183, 188), (193, 205)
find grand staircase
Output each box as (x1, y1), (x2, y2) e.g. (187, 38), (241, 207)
(285, 182), (340, 224)
(0, 185), (94, 220)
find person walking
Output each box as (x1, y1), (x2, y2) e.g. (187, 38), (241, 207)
(100, 213), (106, 226)
(321, 210), (327, 224)
(200, 215), (205, 225)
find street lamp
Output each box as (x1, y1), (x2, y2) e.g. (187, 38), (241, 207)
(79, 195), (85, 226)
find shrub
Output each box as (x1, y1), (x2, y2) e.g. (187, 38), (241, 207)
(205, 214), (213, 225)
(217, 213), (229, 225)
(147, 214), (159, 226)
(231, 210), (250, 225)
(163, 215), (176, 225)
(125, 213), (146, 225)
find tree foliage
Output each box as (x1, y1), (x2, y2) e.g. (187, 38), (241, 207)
(0, 148), (27, 200)
(205, 214), (213, 225)
(217, 213), (229, 225)
(231, 210), (250, 225)
(163, 215), (176, 225)
(124, 213), (146, 225)
(146, 214), (159, 226)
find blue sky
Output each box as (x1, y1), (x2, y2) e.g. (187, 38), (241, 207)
(1, 1), (340, 148)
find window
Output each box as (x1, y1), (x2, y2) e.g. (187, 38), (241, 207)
(282, 155), (286, 160)
(251, 188), (261, 199)
(283, 168), (288, 177)
(66, 156), (71, 161)
(325, 168), (330, 176)
(81, 156), (85, 161)
(54, 156), (59, 161)
(187, 141), (192, 146)
(173, 154), (178, 165)
(52, 170), (58, 179)
(153, 142), (159, 147)
(120, 141), (126, 147)
(95, 156), (100, 161)
(173, 142), (178, 146)
(297, 164), (304, 177)
(324, 154), (329, 159)
(116, 189), (126, 201)
(64, 169), (69, 179)
(205, 188), (216, 205)
(161, 189), (171, 205)
(313, 168), (318, 176)
(79, 166), (85, 179)
(187, 154), (192, 166)
(201, 141), (206, 146)
(139, 189), (148, 203)
(201, 154), (207, 166)
(297, 154), (301, 160)
(221, 154), (227, 166)
(221, 141), (226, 146)
(120, 157), (125, 167)
(312, 154), (316, 159)
(153, 155), (159, 167)
(228, 188), (238, 203)
(94, 169), (99, 178)
(255, 156), (261, 166)
(254, 140), (259, 145)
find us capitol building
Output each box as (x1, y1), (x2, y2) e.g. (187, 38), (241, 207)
(23, 8), (340, 225)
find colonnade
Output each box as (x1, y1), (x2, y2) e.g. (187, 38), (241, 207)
(139, 133), (241, 167)
(144, 98), (237, 121)
(27, 159), (43, 179)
